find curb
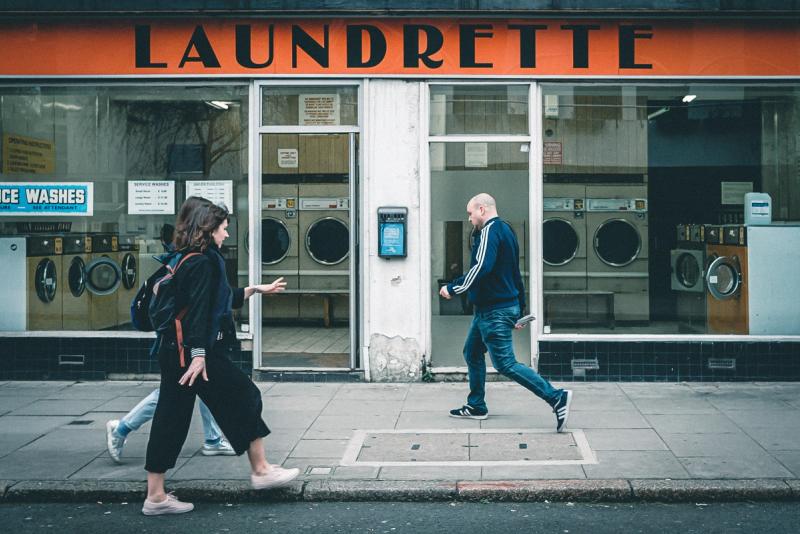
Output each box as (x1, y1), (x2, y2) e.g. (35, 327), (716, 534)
(1, 479), (798, 504)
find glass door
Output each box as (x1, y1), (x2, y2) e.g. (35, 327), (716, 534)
(258, 132), (358, 368)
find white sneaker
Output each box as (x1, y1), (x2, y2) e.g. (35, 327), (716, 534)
(142, 493), (194, 516)
(105, 420), (126, 464)
(251, 466), (300, 490)
(201, 438), (236, 456)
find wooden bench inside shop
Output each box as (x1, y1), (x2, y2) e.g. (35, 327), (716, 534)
(544, 290), (615, 329)
(281, 289), (349, 328)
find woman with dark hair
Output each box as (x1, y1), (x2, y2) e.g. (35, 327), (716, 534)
(142, 196), (298, 516)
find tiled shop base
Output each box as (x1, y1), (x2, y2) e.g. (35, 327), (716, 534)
(341, 429), (596, 467)
(0, 337), (251, 380)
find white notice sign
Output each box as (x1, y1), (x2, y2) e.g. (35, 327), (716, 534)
(278, 148), (299, 168)
(186, 180), (234, 214)
(465, 143), (488, 168)
(299, 94), (340, 125)
(128, 181), (175, 215)
(721, 181), (753, 205)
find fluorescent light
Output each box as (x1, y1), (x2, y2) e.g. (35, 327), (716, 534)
(206, 100), (230, 110)
(682, 94), (697, 103)
(647, 106), (670, 120)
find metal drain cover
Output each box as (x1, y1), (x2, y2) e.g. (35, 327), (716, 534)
(341, 429), (596, 467)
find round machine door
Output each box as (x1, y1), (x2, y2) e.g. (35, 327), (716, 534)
(34, 258), (58, 303)
(85, 256), (122, 296)
(67, 257), (86, 298)
(121, 253), (137, 290)
(593, 219), (641, 267)
(706, 255), (742, 300)
(675, 252), (702, 290)
(261, 217), (291, 265)
(306, 217), (349, 265)
(543, 218), (579, 266)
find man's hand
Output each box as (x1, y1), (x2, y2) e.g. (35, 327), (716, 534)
(179, 356), (208, 387)
(439, 286), (452, 300)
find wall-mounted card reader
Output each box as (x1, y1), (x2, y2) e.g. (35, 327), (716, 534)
(378, 207), (408, 259)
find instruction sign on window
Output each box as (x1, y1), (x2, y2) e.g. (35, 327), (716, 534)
(2, 134), (55, 174)
(128, 180), (175, 215)
(299, 94), (340, 126)
(464, 143), (488, 168)
(721, 181), (753, 205)
(543, 142), (563, 165)
(278, 148), (299, 168)
(0, 182), (93, 216)
(186, 180), (234, 213)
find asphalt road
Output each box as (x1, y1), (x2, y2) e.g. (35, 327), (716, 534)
(1, 501), (799, 533)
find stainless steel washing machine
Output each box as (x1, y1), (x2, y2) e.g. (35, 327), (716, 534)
(26, 235), (63, 330)
(298, 184), (350, 291)
(543, 184), (586, 290)
(116, 235), (139, 328)
(257, 185), (300, 321)
(61, 234), (91, 330)
(86, 233), (122, 330)
(670, 226), (707, 334)
(586, 184), (649, 322)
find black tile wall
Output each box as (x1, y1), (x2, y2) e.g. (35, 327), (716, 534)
(538, 341), (800, 382)
(0, 337), (252, 380)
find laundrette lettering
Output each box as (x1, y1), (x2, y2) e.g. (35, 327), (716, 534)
(25, 188), (85, 204)
(0, 188), (20, 204)
(134, 23), (655, 70)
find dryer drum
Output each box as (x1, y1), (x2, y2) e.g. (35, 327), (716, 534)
(68, 256), (86, 298)
(593, 219), (641, 267)
(706, 256), (741, 300)
(35, 258), (57, 303)
(543, 218), (579, 266)
(306, 217), (349, 265)
(675, 253), (701, 289)
(261, 217), (291, 265)
(121, 253), (137, 290)
(85, 256), (122, 296)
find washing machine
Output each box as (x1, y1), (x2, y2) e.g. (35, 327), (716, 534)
(26, 235), (63, 330)
(670, 224), (707, 333)
(705, 241), (748, 335)
(0, 237), (26, 331)
(61, 234), (91, 330)
(116, 235), (139, 328)
(86, 233), (122, 330)
(257, 185), (300, 321)
(586, 184), (649, 322)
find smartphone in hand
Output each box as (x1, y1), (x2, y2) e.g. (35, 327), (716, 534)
(514, 314), (536, 328)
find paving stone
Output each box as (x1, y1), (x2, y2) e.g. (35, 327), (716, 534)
(567, 411), (651, 429)
(92, 396), (151, 413)
(308, 414), (397, 434)
(0, 450), (100, 480)
(584, 429), (668, 451)
(0, 396), (39, 413)
(0, 432), (43, 458)
(44, 384), (139, 400)
(481, 464), (587, 480)
(334, 385), (408, 401)
(265, 383), (341, 397)
(69, 456), (191, 481)
(723, 409), (800, 429)
(331, 466), (380, 479)
(322, 400), (402, 416)
(395, 412), (480, 430)
(742, 426), (800, 451)
(0, 415), (75, 434)
(290, 439), (351, 458)
(262, 409), (321, 429)
(18, 429), (107, 453)
(357, 433), (469, 462)
(171, 453), (289, 480)
(659, 432), (767, 458)
(679, 455), (795, 479)
(644, 414), (742, 434)
(378, 466), (482, 481)
(11, 399), (106, 416)
(479, 414), (555, 430)
(631, 479), (793, 502)
(584, 451), (690, 479)
(633, 398), (719, 415)
(282, 457), (340, 475)
(96, 431), (200, 459)
(773, 451), (800, 477)
(262, 395), (332, 412)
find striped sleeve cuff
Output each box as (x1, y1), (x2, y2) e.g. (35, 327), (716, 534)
(190, 347), (206, 358)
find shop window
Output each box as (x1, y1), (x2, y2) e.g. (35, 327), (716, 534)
(262, 86), (358, 126)
(0, 85), (249, 332)
(430, 85), (528, 136)
(540, 83), (800, 336)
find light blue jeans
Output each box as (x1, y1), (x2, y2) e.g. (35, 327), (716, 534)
(464, 304), (562, 413)
(119, 388), (222, 444)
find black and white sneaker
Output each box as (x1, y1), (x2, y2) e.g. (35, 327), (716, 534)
(553, 390), (573, 433)
(449, 405), (488, 420)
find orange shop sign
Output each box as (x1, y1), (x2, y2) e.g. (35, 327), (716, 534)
(1, 19), (799, 77)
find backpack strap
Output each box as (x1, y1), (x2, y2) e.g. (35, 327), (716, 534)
(171, 252), (202, 368)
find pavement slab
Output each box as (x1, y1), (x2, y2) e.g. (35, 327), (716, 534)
(643, 414), (742, 434)
(584, 451), (690, 479)
(11, 399), (107, 416)
(583, 429), (668, 451)
(679, 455), (795, 479)
(773, 451), (800, 477)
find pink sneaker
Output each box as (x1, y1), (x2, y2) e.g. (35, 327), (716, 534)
(251, 466), (300, 490)
(142, 493), (194, 516)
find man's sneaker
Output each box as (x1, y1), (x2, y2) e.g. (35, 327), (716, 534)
(553, 390), (573, 433)
(449, 405), (488, 420)
(201, 438), (236, 456)
(251, 466), (300, 490)
(142, 493), (194, 516)
(105, 420), (126, 464)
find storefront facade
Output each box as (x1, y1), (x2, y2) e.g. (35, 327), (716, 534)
(1, 2), (799, 381)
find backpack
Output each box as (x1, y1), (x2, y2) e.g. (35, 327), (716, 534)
(130, 252), (200, 333)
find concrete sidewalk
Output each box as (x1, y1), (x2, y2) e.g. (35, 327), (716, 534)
(1, 380), (799, 503)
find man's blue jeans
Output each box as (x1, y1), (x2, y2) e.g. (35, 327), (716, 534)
(463, 305), (562, 413)
(119, 388), (223, 444)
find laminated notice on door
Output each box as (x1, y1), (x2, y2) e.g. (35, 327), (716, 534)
(277, 149), (298, 168)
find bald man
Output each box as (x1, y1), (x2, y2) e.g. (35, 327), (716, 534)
(439, 194), (572, 432)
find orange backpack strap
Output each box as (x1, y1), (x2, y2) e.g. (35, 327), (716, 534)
(172, 252), (201, 368)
